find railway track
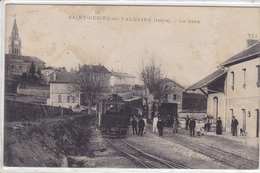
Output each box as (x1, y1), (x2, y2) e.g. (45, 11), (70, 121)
(169, 134), (259, 169)
(106, 138), (189, 169)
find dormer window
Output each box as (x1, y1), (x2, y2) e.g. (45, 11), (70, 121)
(243, 68), (246, 89)
(231, 71), (235, 90)
(257, 65), (260, 87)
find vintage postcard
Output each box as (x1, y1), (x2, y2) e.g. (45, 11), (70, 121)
(1, 3), (260, 172)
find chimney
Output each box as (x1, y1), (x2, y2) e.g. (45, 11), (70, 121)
(247, 33), (259, 47)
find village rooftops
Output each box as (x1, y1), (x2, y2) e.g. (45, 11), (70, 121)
(5, 54), (45, 65)
(79, 65), (111, 73)
(220, 41), (260, 67)
(163, 78), (185, 89)
(186, 69), (227, 91)
(111, 71), (135, 78)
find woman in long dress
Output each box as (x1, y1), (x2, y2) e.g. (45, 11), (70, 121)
(216, 117), (222, 135)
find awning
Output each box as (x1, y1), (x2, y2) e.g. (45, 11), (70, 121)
(186, 69), (226, 91)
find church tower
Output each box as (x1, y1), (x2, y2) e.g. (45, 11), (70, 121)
(8, 18), (22, 55)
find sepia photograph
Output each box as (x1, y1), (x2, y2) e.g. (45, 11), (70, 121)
(1, 3), (260, 171)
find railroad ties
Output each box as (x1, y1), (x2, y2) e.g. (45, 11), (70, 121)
(170, 134), (259, 169)
(106, 138), (189, 169)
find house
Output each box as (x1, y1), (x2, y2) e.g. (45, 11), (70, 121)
(110, 71), (136, 100)
(146, 78), (185, 120)
(187, 39), (260, 137)
(79, 64), (111, 92)
(41, 66), (67, 85)
(46, 71), (80, 109)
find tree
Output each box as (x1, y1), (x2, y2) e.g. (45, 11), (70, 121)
(77, 65), (109, 114)
(140, 58), (166, 99)
(28, 61), (36, 85)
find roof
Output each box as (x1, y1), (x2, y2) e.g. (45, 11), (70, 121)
(42, 66), (54, 70)
(80, 65), (110, 73)
(5, 54), (45, 65)
(111, 71), (135, 78)
(220, 41), (260, 67)
(163, 78), (184, 89)
(49, 71), (78, 83)
(186, 69), (226, 91)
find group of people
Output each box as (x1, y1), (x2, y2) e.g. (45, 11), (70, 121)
(131, 114), (240, 137)
(131, 116), (146, 136)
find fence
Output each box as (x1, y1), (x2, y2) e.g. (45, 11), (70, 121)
(4, 99), (73, 122)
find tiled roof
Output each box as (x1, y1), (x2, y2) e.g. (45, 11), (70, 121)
(80, 65), (110, 73)
(112, 71), (135, 78)
(5, 54), (45, 64)
(42, 66), (54, 70)
(220, 41), (260, 67)
(49, 71), (78, 83)
(163, 78), (184, 89)
(186, 69), (226, 91)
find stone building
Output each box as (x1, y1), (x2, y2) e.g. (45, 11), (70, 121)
(110, 71), (135, 100)
(146, 78), (185, 120)
(47, 71), (80, 109)
(187, 39), (260, 137)
(79, 64), (111, 92)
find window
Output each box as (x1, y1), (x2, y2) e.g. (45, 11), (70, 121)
(12, 65), (14, 69)
(165, 94), (168, 101)
(72, 96), (75, 103)
(67, 95), (70, 103)
(242, 109), (246, 130)
(257, 65), (260, 87)
(231, 72), (235, 90)
(243, 68), (246, 88)
(20, 65), (22, 70)
(58, 95), (62, 103)
(173, 94), (177, 100)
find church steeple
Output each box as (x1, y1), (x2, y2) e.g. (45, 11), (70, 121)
(9, 18), (22, 55)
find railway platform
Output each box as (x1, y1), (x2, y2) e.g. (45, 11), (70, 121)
(203, 131), (259, 148)
(142, 123), (259, 148)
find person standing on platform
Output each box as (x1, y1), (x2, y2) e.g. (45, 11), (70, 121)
(231, 116), (239, 136)
(157, 118), (164, 136)
(173, 117), (179, 133)
(189, 117), (196, 137)
(153, 115), (159, 133)
(185, 115), (190, 130)
(143, 117), (147, 133)
(216, 117), (222, 135)
(138, 117), (145, 137)
(131, 117), (137, 135)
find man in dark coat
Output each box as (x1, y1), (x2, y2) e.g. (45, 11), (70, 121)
(157, 118), (164, 136)
(189, 117), (196, 137)
(138, 117), (145, 136)
(185, 115), (190, 130)
(131, 117), (137, 135)
(231, 116), (239, 136)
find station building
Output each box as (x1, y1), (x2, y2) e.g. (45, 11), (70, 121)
(187, 40), (260, 137)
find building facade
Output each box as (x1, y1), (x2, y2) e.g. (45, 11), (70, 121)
(47, 71), (80, 109)
(146, 78), (185, 120)
(187, 40), (260, 137)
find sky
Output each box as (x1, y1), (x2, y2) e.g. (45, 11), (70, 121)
(5, 5), (260, 87)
